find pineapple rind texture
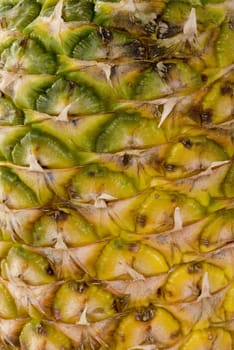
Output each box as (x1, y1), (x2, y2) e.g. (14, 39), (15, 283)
(0, 0), (233, 349)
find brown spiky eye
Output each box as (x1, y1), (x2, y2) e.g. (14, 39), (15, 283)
(181, 138), (193, 149)
(164, 163), (176, 171)
(46, 265), (54, 276)
(99, 27), (113, 42)
(156, 21), (181, 39)
(128, 40), (146, 59)
(121, 153), (132, 167)
(35, 323), (47, 336)
(187, 263), (202, 274)
(135, 305), (155, 322)
(200, 110), (212, 123)
(113, 295), (129, 312)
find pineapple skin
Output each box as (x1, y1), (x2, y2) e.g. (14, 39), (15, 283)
(0, 0), (233, 349)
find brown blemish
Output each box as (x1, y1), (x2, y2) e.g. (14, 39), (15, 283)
(187, 262), (202, 274)
(35, 323), (47, 336)
(220, 85), (233, 96)
(201, 74), (208, 82)
(136, 214), (147, 228)
(53, 308), (61, 320)
(171, 329), (181, 339)
(128, 243), (140, 252)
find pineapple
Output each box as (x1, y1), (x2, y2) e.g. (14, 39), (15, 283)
(0, 0), (233, 349)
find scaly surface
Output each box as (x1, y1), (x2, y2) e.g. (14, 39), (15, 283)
(0, 0), (233, 349)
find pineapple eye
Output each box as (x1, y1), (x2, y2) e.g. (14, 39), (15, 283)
(156, 287), (162, 297)
(98, 27), (113, 42)
(180, 138), (193, 149)
(135, 304), (155, 322)
(144, 19), (157, 34)
(220, 85), (233, 95)
(158, 62), (174, 76)
(189, 105), (202, 121)
(229, 18), (234, 30)
(200, 110), (213, 124)
(135, 214), (147, 228)
(201, 73), (208, 82)
(119, 153), (132, 167)
(0, 16), (7, 29)
(164, 163), (176, 171)
(156, 21), (181, 39)
(132, 40), (146, 59)
(50, 210), (68, 221)
(68, 280), (88, 293)
(113, 295), (129, 312)
(68, 80), (77, 90)
(35, 323), (47, 336)
(187, 263), (202, 274)
(19, 38), (28, 48)
(46, 265), (54, 276)
(148, 44), (166, 59)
